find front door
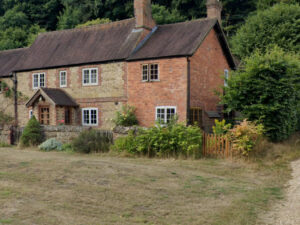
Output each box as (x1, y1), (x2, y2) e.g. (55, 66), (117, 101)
(65, 107), (71, 125)
(39, 106), (50, 125)
(189, 107), (203, 127)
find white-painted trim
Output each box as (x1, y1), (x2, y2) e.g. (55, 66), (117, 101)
(155, 106), (177, 124)
(32, 72), (46, 89)
(82, 108), (99, 126)
(59, 71), (67, 88)
(29, 110), (33, 119)
(82, 68), (99, 86)
(224, 69), (229, 87)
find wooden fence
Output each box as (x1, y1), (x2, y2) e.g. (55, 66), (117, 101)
(202, 133), (233, 158)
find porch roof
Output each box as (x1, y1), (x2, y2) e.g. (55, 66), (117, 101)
(26, 88), (78, 107)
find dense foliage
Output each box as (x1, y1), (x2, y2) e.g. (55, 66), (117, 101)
(20, 116), (44, 147)
(212, 119), (231, 135)
(112, 122), (203, 158)
(71, 129), (113, 154)
(222, 48), (300, 141)
(0, 0), (274, 51)
(231, 3), (300, 59)
(113, 105), (138, 127)
(229, 120), (264, 157)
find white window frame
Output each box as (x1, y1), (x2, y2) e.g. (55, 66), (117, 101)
(32, 73), (46, 89)
(82, 108), (98, 126)
(155, 106), (177, 124)
(82, 68), (98, 86)
(29, 110), (33, 119)
(224, 69), (229, 87)
(59, 71), (67, 88)
(142, 63), (159, 82)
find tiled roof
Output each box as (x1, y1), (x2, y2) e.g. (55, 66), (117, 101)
(0, 48), (27, 77)
(128, 18), (217, 60)
(26, 88), (78, 107)
(16, 18), (142, 71)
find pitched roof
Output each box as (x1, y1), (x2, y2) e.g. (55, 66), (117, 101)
(26, 88), (78, 107)
(16, 18), (142, 71)
(0, 48), (27, 77)
(128, 18), (236, 69)
(129, 19), (216, 60)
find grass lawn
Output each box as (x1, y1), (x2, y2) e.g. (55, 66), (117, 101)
(0, 147), (294, 225)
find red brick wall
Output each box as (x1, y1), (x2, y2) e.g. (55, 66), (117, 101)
(127, 58), (188, 127)
(189, 28), (230, 131)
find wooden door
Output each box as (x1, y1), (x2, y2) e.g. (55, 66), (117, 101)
(39, 106), (50, 125)
(65, 108), (71, 125)
(189, 108), (203, 127)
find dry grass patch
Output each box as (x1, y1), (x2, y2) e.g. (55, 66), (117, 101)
(0, 145), (297, 225)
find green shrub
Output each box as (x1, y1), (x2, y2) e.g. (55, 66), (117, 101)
(113, 123), (203, 158)
(113, 105), (138, 127)
(62, 143), (73, 152)
(0, 142), (12, 147)
(213, 119), (232, 135)
(39, 138), (62, 151)
(20, 116), (43, 147)
(222, 47), (300, 141)
(71, 129), (113, 154)
(229, 120), (264, 157)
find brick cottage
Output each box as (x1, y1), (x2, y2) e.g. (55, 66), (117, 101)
(0, 0), (235, 132)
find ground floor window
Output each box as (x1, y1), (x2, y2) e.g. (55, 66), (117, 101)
(156, 106), (176, 124)
(189, 107), (203, 127)
(82, 108), (98, 126)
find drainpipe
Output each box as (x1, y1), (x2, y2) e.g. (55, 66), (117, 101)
(187, 57), (191, 125)
(12, 72), (18, 126)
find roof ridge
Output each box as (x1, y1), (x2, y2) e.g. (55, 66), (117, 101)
(158, 18), (217, 27)
(0, 47), (29, 54)
(39, 18), (135, 36)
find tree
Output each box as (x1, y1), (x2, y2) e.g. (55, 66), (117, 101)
(20, 116), (44, 147)
(231, 3), (300, 59)
(75, 18), (112, 28)
(152, 4), (186, 24)
(222, 47), (300, 141)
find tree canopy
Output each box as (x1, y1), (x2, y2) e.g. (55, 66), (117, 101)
(0, 0), (264, 50)
(231, 3), (300, 59)
(222, 47), (300, 141)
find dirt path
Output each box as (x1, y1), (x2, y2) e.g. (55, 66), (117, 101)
(261, 159), (300, 225)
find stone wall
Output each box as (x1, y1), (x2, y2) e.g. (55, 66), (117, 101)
(16, 62), (127, 128)
(0, 78), (15, 121)
(42, 125), (91, 143)
(0, 125), (11, 144)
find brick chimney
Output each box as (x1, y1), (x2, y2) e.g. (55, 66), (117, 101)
(134, 0), (156, 31)
(206, 0), (222, 24)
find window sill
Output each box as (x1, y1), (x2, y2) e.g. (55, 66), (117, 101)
(141, 80), (160, 83)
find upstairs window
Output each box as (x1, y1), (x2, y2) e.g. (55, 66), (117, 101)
(60, 71), (67, 87)
(82, 68), (98, 86)
(32, 73), (45, 89)
(156, 106), (176, 124)
(224, 69), (229, 87)
(142, 64), (159, 82)
(82, 108), (98, 126)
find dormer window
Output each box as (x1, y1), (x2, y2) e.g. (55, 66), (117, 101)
(142, 64), (159, 82)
